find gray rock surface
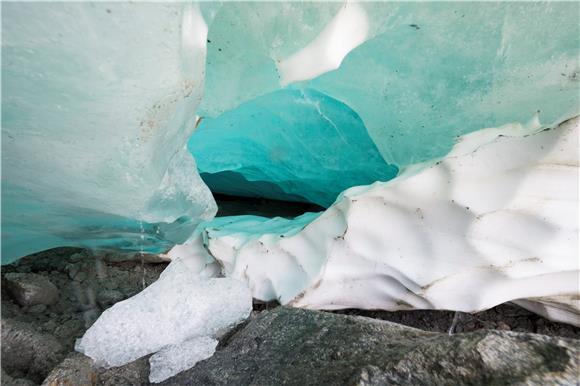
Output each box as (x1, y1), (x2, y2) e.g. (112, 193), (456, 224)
(1, 368), (36, 386)
(96, 289), (125, 308)
(1, 247), (167, 386)
(3, 273), (59, 307)
(160, 307), (579, 386)
(2, 247), (578, 386)
(40, 352), (97, 386)
(1, 319), (64, 383)
(40, 353), (150, 386)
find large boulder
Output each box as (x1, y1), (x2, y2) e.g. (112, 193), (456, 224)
(3, 272), (59, 307)
(161, 307), (579, 386)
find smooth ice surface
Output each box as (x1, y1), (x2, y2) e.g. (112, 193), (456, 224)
(1, 3), (216, 262)
(277, 2), (369, 86)
(149, 336), (218, 383)
(190, 88), (397, 206)
(191, 117), (579, 325)
(191, 2), (579, 201)
(76, 258), (252, 367)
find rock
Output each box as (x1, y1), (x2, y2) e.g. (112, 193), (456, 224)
(74, 271), (89, 283)
(96, 290), (125, 308)
(497, 321), (511, 331)
(43, 354), (151, 386)
(53, 318), (84, 341)
(1, 368), (36, 386)
(101, 251), (170, 264)
(160, 307), (579, 386)
(3, 273), (59, 307)
(68, 252), (85, 263)
(41, 352), (97, 386)
(96, 357), (150, 386)
(28, 304), (47, 314)
(66, 264), (80, 280)
(1, 319), (64, 383)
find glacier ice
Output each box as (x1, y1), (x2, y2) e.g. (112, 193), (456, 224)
(3, 1), (579, 264)
(189, 88), (397, 206)
(193, 2), (579, 201)
(182, 117), (579, 325)
(1, 2), (575, 380)
(1, 2), (216, 263)
(148, 336), (218, 383)
(76, 258), (252, 368)
(276, 2), (369, 86)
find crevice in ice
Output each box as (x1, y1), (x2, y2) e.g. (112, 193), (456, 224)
(213, 193), (324, 219)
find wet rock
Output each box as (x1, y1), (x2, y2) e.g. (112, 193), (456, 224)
(1, 319), (64, 383)
(161, 307), (579, 386)
(41, 352), (97, 386)
(4, 273), (59, 307)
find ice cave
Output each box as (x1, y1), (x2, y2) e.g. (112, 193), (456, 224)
(1, 2), (579, 385)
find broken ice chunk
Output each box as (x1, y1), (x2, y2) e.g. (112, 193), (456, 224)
(76, 259), (252, 367)
(149, 336), (218, 383)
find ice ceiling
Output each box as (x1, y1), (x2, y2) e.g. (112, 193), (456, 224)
(2, 2), (579, 263)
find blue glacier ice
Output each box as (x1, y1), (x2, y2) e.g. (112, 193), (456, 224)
(2, 1), (579, 263)
(189, 88), (398, 206)
(1, 3), (216, 263)
(194, 1), (579, 188)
